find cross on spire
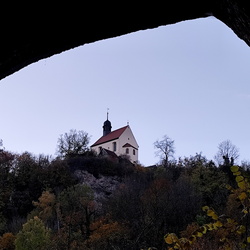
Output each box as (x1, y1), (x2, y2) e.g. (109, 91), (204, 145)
(107, 108), (109, 120)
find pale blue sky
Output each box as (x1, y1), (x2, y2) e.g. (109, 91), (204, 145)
(0, 17), (250, 166)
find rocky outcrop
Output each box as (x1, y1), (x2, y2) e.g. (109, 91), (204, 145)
(0, 1), (249, 81)
(74, 170), (121, 201)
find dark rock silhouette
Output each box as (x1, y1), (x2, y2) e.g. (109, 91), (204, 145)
(0, 1), (249, 80)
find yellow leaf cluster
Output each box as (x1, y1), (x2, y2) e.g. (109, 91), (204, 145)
(238, 192), (247, 201)
(238, 181), (246, 189)
(236, 225), (246, 235)
(164, 233), (178, 245)
(236, 176), (244, 183)
(205, 207), (219, 220)
(230, 166), (239, 173)
(165, 166), (250, 249)
(231, 166), (241, 176)
(243, 208), (248, 214)
(213, 220), (223, 228)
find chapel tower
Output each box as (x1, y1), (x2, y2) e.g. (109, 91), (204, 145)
(102, 111), (112, 136)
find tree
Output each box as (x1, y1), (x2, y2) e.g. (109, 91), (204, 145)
(11, 152), (43, 217)
(30, 190), (57, 230)
(0, 139), (4, 151)
(0, 232), (15, 250)
(0, 150), (15, 233)
(43, 158), (77, 194)
(15, 216), (51, 250)
(56, 129), (90, 157)
(57, 184), (96, 247)
(154, 135), (175, 166)
(214, 140), (240, 166)
(88, 218), (129, 249)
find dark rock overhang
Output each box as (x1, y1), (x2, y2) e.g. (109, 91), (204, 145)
(0, 1), (249, 81)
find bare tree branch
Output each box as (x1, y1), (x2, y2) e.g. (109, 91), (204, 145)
(214, 140), (239, 165)
(154, 135), (175, 166)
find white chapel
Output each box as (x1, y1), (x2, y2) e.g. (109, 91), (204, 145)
(91, 115), (139, 163)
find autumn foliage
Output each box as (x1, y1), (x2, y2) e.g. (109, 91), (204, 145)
(1, 147), (250, 249)
(165, 166), (250, 250)
(0, 233), (15, 250)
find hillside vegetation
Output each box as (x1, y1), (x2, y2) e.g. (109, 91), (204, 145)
(0, 133), (249, 249)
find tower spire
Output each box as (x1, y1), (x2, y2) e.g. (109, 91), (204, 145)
(107, 108), (109, 120)
(103, 109), (112, 136)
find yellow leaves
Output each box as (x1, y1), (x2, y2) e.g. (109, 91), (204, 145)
(164, 233), (178, 245)
(174, 243), (181, 249)
(236, 176), (244, 183)
(226, 218), (235, 224)
(229, 166), (250, 191)
(193, 231), (203, 238)
(211, 213), (218, 220)
(206, 223), (215, 231)
(165, 209), (225, 249)
(202, 207), (222, 231)
(206, 209), (214, 217)
(205, 207), (218, 220)
(213, 220), (223, 228)
(166, 166), (250, 249)
(232, 169), (249, 190)
(231, 166), (239, 173)
(231, 166), (248, 189)
(179, 238), (188, 245)
(165, 235), (173, 245)
(237, 179), (246, 189)
(202, 206), (209, 212)
(238, 192), (247, 201)
(242, 208), (248, 214)
(236, 225), (246, 235)
(188, 235), (196, 245)
(196, 232), (203, 237)
(201, 226), (207, 234)
(164, 234), (191, 249)
(233, 171), (241, 176)
(203, 206), (218, 220)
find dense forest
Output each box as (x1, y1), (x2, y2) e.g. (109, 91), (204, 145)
(0, 132), (250, 250)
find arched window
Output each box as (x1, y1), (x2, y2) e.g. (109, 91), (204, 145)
(126, 148), (129, 154)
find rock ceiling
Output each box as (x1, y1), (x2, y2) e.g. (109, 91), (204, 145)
(0, 1), (249, 80)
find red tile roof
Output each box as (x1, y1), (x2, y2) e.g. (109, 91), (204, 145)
(91, 126), (128, 147)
